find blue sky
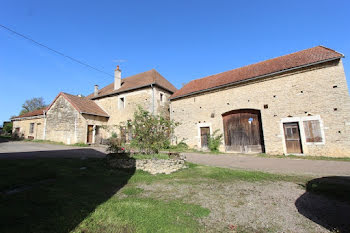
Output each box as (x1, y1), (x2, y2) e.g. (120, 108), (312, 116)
(1, 0), (350, 124)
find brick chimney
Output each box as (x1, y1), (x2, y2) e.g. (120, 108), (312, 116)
(94, 85), (99, 97)
(114, 65), (121, 90)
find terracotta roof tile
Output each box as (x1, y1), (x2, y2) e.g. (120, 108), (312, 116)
(45, 92), (109, 117)
(171, 46), (344, 99)
(88, 69), (177, 99)
(12, 107), (47, 119)
(60, 93), (109, 117)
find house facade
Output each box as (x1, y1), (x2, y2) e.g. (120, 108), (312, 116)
(12, 67), (177, 144)
(170, 46), (350, 157)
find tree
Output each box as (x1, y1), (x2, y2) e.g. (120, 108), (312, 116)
(3, 122), (13, 134)
(129, 106), (179, 154)
(20, 97), (46, 115)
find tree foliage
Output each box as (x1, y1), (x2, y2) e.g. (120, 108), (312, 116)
(20, 97), (46, 115)
(3, 122), (13, 134)
(129, 106), (179, 154)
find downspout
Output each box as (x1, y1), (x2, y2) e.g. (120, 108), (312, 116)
(74, 112), (77, 143)
(43, 111), (47, 140)
(151, 84), (155, 115)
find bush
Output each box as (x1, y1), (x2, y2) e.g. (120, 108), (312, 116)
(129, 106), (179, 154)
(207, 130), (223, 152)
(106, 133), (127, 155)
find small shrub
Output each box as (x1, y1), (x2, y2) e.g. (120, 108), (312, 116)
(207, 129), (223, 152)
(106, 133), (127, 155)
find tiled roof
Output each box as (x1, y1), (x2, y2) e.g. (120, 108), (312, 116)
(171, 46), (344, 100)
(88, 69), (177, 99)
(48, 92), (109, 117)
(12, 107), (47, 119)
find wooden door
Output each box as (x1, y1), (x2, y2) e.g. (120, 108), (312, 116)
(200, 127), (210, 149)
(223, 109), (263, 153)
(87, 125), (93, 144)
(283, 122), (303, 154)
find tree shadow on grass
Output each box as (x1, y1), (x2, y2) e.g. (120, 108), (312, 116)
(295, 176), (350, 232)
(0, 150), (135, 233)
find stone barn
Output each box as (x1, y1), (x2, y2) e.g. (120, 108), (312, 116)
(170, 46), (350, 157)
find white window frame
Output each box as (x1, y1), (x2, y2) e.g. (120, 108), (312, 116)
(280, 115), (325, 155)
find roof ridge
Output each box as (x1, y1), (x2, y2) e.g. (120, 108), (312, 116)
(171, 46), (343, 99)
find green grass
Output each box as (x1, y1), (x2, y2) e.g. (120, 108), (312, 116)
(2, 157), (346, 232)
(122, 187), (144, 196)
(257, 153), (350, 162)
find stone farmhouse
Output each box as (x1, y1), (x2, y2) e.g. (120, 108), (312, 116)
(170, 46), (350, 157)
(11, 67), (177, 144)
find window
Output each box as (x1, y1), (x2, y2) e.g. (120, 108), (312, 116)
(29, 123), (34, 134)
(119, 97), (125, 109)
(160, 93), (164, 102)
(303, 120), (323, 142)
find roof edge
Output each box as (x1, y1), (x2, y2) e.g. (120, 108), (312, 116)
(170, 56), (342, 101)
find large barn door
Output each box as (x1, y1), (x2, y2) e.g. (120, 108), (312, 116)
(222, 109), (264, 153)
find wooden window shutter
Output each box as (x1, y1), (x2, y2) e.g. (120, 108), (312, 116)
(303, 120), (322, 142)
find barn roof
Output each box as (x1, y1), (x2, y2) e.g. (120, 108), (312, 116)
(170, 46), (344, 100)
(88, 69), (177, 99)
(47, 92), (109, 117)
(11, 107), (47, 120)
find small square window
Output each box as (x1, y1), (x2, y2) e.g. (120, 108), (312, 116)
(119, 97), (125, 109)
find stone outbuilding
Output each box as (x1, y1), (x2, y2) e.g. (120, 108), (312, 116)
(12, 108), (46, 140)
(12, 67), (177, 144)
(170, 46), (350, 157)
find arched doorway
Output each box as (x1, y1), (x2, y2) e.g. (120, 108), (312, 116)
(222, 109), (265, 153)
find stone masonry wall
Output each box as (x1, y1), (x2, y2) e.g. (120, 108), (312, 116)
(45, 96), (86, 144)
(93, 87), (171, 137)
(170, 59), (350, 157)
(12, 117), (44, 140)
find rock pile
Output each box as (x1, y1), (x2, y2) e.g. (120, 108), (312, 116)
(108, 157), (187, 175)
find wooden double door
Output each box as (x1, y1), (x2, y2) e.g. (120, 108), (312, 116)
(222, 109), (264, 153)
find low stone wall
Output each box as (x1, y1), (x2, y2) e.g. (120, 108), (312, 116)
(108, 158), (187, 175)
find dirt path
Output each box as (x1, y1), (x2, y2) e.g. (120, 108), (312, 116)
(137, 179), (350, 232)
(184, 153), (350, 176)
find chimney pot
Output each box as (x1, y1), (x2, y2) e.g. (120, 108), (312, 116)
(94, 85), (99, 97)
(114, 66), (121, 90)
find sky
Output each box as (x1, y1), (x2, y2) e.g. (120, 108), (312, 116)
(1, 0), (350, 124)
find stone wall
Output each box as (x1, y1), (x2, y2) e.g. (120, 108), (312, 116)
(45, 96), (86, 144)
(93, 87), (172, 138)
(108, 158), (187, 174)
(12, 117), (44, 140)
(170, 59), (350, 157)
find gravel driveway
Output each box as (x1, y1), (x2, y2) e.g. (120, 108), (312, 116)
(0, 141), (107, 159)
(184, 153), (350, 176)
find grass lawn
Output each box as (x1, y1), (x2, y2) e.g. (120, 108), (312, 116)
(1, 158), (349, 232)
